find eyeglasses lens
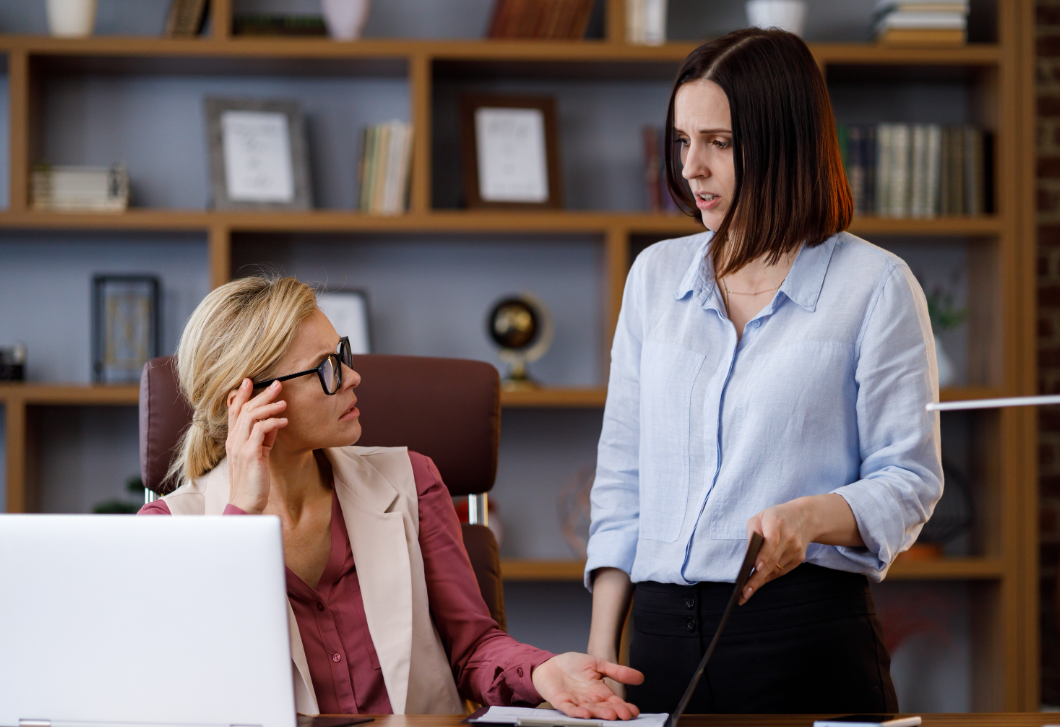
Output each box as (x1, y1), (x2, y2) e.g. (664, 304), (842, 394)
(338, 337), (353, 369)
(322, 356), (340, 394)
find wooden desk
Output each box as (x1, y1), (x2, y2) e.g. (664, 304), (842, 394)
(360, 716), (1058, 727)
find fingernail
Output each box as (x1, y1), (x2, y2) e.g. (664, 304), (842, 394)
(270, 380), (280, 389)
(743, 586), (752, 597)
(242, 379), (250, 389)
(756, 561), (764, 571)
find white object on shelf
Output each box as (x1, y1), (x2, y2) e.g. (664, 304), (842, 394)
(46, 0), (97, 37)
(625, 0), (667, 46)
(30, 165), (129, 212)
(322, 0), (372, 40)
(746, 0), (807, 37)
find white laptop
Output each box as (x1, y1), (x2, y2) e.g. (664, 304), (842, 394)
(0, 514), (296, 727)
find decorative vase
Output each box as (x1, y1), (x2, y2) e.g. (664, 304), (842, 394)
(934, 334), (957, 387)
(745, 0), (807, 37)
(321, 0), (372, 41)
(46, 0), (98, 37)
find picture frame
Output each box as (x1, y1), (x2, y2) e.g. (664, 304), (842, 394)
(204, 97), (313, 210)
(92, 275), (161, 384)
(459, 94), (563, 210)
(316, 289), (372, 355)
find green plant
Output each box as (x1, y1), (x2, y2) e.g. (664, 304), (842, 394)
(919, 269), (968, 334)
(92, 475), (145, 515)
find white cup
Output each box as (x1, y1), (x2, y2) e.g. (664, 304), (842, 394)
(321, 0), (372, 41)
(746, 0), (807, 37)
(46, 0), (98, 37)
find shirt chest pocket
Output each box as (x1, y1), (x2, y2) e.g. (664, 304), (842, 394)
(639, 341), (705, 543)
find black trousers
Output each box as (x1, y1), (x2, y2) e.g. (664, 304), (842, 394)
(626, 564), (899, 714)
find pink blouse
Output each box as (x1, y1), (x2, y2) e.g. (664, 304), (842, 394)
(139, 451), (553, 714)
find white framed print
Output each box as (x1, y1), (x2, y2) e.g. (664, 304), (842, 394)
(205, 97), (312, 210)
(316, 289), (371, 354)
(460, 94), (563, 210)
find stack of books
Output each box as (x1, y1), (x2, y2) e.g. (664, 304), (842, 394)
(30, 165), (130, 212)
(874, 0), (969, 45)
(485, 0), (596, 40)
(358, 121), (413, 215)
(232, 15), (328, 36)
(838, 123), (992, 218)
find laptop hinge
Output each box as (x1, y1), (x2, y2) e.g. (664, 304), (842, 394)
(20, 720), (50, 727)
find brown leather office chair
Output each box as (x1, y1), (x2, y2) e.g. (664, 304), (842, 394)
(139, 354), (507, 630)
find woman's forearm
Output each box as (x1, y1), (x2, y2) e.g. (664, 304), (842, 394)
(587, 567), (634, 660)
(798, 493), (865, 548)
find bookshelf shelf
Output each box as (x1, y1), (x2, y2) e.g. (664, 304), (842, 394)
(0, 210), (1002, 237)
(499, 557), (1007, 582)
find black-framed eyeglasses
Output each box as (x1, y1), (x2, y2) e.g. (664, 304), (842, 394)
(252, 337), (353, 395)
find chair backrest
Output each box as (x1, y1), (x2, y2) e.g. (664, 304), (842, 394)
(140, 354), (501, 498)
(138, 353), (506, 629)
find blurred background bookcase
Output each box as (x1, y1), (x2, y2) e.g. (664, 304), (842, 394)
(0, 0), (1040, 712)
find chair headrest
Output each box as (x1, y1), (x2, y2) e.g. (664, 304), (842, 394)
(139, 354), (500, 497)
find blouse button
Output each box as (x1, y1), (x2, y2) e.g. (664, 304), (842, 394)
(685, 617), (696, 632)
(685, 596), (695, 610)
(332, 653), (342, 663)
(317, 602), (325, 612)
(517, 667), (524, 678)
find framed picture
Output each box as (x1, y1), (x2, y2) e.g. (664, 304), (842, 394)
(316, 289), (372, 354)
(92, 275), (161, 384)
(459, 94), (563, 210)
(204, 97), (313, 210)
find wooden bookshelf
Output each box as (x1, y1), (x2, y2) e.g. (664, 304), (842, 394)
(0, 0), (1039, 710)
(499, 557), (1008, 583)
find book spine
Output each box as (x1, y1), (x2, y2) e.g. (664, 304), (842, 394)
(965, 126), (983, 216)
(948, 126), (964, 215)
(643, 126), (661, 212)
(911, 124), (928, 218)
(373, 123), (391, 214)
(890, 124), (911, 217)
(401, 122), (415, 211)
(864, 126), (877, 215)
(875, 123), (891, 217)
(358, 126), (371, 212)
(626, 0), (644, 43)
(847, 126), (865, 216)
(926, 124), (941, 218)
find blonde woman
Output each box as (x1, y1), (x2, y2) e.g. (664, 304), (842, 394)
(140, 276), (643, 718)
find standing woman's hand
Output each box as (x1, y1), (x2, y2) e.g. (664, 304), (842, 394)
(226, 378), (288, 514)
(741, 493), (865, 605)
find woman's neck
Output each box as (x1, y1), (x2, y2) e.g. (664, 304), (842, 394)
(264, 444), (331, 524)
(722, 248), (799, 293)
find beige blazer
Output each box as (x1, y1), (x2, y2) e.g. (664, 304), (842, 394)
(162, 446), (465, 715)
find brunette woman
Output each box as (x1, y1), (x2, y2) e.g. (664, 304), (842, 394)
(585, 28), (942, 714)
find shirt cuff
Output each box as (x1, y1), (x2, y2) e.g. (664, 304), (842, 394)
(511, 650), (556, 706)
(584, 529), (638, 591)
(832, 482), (901, 574)
(223, 503), (247, 516)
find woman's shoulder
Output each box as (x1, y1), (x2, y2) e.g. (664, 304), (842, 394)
(830, 231), (911, 278)
(627, 229), (714, 295)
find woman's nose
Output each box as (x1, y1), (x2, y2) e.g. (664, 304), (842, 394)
(342, 365), (361, 390)
(682, 144), (708, 180)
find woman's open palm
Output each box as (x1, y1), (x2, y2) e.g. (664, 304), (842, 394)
(531, 652), (643, 720)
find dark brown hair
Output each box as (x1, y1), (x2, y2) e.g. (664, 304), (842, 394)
(664, 28), (853, 279)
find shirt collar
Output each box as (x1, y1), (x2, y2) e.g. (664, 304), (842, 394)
(779, 233), (840, 312)
(674, 231), (840, 313)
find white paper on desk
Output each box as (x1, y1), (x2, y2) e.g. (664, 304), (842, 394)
(470, 706), (668, 727)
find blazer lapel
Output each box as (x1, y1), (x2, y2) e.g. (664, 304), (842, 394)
(325, 448), (414, 714)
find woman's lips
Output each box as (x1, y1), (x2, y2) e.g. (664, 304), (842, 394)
(339, 400), (359, 421)
(696, 194), (721, 210)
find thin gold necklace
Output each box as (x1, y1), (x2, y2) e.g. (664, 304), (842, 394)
(723, 279), (783, 296)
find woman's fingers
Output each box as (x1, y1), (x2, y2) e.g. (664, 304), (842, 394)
(595, 660), (644, 686)
(227, 378), (253, 430)
(232, 382), (285, 444)
(247, 417), (288, 448)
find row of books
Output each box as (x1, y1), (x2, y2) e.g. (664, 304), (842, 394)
(358, 121), (414, 215)
(486, 0), (596, 40)
(839, 124), (992, 218)
(875, 0), (968, 45)
(30, 165), (130, 212)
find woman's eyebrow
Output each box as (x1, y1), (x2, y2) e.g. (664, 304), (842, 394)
(673, 125), (732, 136)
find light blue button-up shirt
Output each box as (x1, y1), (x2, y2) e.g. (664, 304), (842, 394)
(585, 230), (943, 587)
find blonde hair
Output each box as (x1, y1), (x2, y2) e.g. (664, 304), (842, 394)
(167, 276), (318, 487)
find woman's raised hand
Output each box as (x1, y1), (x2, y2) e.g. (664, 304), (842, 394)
(531, 653), (644, 720)
(226, 378), (288, 514)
